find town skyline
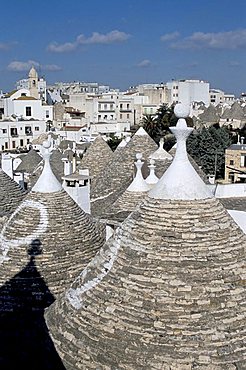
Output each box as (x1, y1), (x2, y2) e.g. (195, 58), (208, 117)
(1, 0), (246, 96)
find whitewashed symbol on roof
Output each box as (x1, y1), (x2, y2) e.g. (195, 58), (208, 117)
(0, 199), (49, 263)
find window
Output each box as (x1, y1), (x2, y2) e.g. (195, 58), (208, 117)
(5, 142), (8, 149)
(240, 155), (246, 167)
(229, 160), (234, 165)
(2, 129), (7, 134)
(35, 127), (39, 131)
(27, 139), (30, 144)
(32, 79), (36, 86)
(20, 139), (24, 146)
(120, 114), (122, 119)
(12, 141), (16, 148)
(120, 103), (123, 109)
(10, 128), (18, 136)
(104, 104), (107, 110)
(46, 110), (49, 118)
(25, 126), (32, 135)
(127, 103), (130, 110)
(26, 106), (32, 116)
(127, 114), (129, 119)
(110, 104), (113, 110)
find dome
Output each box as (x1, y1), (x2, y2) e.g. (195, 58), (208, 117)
(45, 105), (246, 369)
(0, 169), (27, 219)
(0, 142), (105, 306)
(91, 127), (158, 217)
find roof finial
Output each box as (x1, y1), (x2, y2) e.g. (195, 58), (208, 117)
(149, 136), (172, 160)
(149, 103), (212, 200)
(127, 153), (150, 192)
(145, 159), (159, 188)
(32, 140), (62, 193)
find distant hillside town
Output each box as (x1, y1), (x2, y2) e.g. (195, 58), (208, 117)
(0, 66), (246, 153)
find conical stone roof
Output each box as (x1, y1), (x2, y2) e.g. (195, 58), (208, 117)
(15, 149), (42, 173)
(0, 141), (105, 308)
(28, 149), (64, 190)
(148, 137), (173, 178)
(104, 153), (150, 223)
(169, 146), (209, 184)
(79, 135), (113, 187)
(0, 169), (27, 219)
(45, 105), (246, 369)
(91, 128), (158, 217)
(198, 104), (220, 126)
(221, 102), (245, 121)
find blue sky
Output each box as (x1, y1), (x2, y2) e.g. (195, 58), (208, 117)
(1, 0), (246, 96)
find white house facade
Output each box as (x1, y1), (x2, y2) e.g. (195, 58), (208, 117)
(0, 119), (47, 151)
(166, 79), (210, 107)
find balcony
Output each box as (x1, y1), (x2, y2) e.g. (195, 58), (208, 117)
(119, 109), (132, 113)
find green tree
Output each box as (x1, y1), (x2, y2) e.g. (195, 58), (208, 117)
(141, 103), (194, 150)
(141, 114), (160, 139)
(107, 133), (122, 151)
(187, 125), (232, 179)
(141, 104), (177, 148)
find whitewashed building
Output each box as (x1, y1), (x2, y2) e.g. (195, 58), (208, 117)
(166, 79), (210, 107)
(3, 89), (53, 121)
(16, 66), (47, 101)
(210, 89), (235, 106)
(0, 119), (47, 151)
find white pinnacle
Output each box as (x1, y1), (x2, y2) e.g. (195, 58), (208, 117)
(149, 103), (213, 200)
(127, 153), (150, 192)
(32, 140), (62, 193)
(149, 137), (172, 160)
(145, 159), (159, 188)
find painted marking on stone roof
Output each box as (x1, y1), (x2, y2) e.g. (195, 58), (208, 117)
(90, 191), (114, 203)
(66, 226), (124, 309)
(0, 199), (48, 263)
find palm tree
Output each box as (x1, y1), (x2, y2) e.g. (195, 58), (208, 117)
(141, 114), (160, 141)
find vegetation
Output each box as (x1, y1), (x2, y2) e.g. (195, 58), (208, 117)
(141, 104), (174, 150)
(141, 103), (193, 151)
(141, 103), (234, 179)
(107, 133), (122, 151)
(187, 125), (232, 179)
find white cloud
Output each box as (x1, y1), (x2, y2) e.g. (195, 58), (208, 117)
(170, 29), (246, 49)
(177, 62), (198, 69)
(47, 30), (131, 53)
(160, 31), (179, 42)
(0, 42), (10, 51)
(42, 64), (62, 71)
(7, 60), (39, 71)
(47, 42), (77, 53)
(229, 61), (240, 67)
(137, 59), (151, 68)
(7, 60), (61, 72)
